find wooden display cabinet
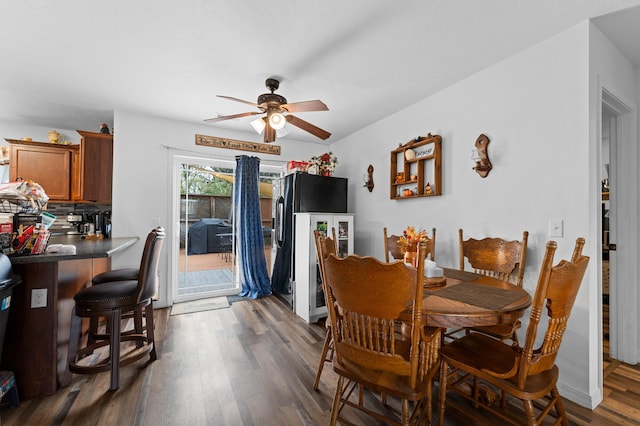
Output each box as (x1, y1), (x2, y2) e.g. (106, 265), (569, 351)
(390, 133), (442, 200)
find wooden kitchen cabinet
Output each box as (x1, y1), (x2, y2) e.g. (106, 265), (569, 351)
(5, 130), (113, 203)
(74, 131), (113, 202)
(5, 139), (78, 201)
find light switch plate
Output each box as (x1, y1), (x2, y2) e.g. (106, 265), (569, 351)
(549, 219), (564, 237)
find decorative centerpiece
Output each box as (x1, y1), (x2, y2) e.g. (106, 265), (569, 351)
(398, 226), (428, 267)
(310, 152), (337, 176)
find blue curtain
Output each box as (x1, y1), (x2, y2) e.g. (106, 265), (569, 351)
(234, 155), (271, 298)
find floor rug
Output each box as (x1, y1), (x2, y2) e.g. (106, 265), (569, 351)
(178, 269), (235, 296)
(170, 297), (230, 316)
(227, 295), (252, 305)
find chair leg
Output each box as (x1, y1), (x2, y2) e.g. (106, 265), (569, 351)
(134, 308), (144, 349)
(313, 328), (332, 391)
(522, 399), (537, 426)
(330, 375), (344, 425)
(145, 303), (157, 361)
(401, 398), (410, 425)
(88, 316), (99, 348)
(438, 359), (448, 426)
(109, 309), (122, 391)
(62, 308), (82, 387)
(551, 386), (569, 426)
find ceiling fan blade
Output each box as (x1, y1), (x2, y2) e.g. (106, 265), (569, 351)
(217, 95), (259, 108)
(286, 115), (331, 140)
(264, 122), (276, 143)
(281, 100), (328, 113)
(204, 111), (261, 122)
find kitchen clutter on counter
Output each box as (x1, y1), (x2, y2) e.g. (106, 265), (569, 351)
(0, 180), (52, 255)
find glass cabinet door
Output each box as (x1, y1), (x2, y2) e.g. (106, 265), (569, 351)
(337, 219), (350, 258)
(313, 219), (329, 309)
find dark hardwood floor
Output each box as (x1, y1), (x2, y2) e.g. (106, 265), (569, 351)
(1, 295), (639, 425)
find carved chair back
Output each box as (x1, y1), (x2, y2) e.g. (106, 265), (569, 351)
(458, 229), (528, 287)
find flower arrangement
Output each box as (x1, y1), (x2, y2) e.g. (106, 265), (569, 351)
(310, 152), (338, 176)
(398, 226), (428, 252)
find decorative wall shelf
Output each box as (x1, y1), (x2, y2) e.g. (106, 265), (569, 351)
(390, 134), (442, 200)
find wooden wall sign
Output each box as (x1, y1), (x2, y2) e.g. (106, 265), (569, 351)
(195, 134), (281, 155)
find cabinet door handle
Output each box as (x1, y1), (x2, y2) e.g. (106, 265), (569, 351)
(608, 243), (617, 251)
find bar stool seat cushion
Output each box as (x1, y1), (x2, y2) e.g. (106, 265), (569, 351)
(92, 268), (139, 285)
(74, 280), (139, 310)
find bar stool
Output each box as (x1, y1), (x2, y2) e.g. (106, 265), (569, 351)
(65, 227), (164, 391)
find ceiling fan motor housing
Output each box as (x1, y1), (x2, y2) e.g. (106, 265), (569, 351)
(257, 93), (287, 107)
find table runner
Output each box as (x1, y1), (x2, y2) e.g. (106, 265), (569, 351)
(425, 281), (525, 311)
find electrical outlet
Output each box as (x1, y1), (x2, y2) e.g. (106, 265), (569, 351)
(31, 288), (47, 308)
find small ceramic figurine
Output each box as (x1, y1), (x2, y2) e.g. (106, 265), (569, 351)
(48, 130), (60, 144)
(425, 182), (432, 195)
(100, 123), (110, 134)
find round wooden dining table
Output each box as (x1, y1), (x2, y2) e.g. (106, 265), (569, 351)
(422, 268), (532, 328)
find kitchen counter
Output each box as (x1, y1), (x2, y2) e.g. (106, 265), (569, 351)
(2, 236), (139, 399)
(9, 235), (138, 264)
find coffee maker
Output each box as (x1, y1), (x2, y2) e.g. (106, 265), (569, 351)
(87, 211), (112, 238)
(66, 213), (84, 235)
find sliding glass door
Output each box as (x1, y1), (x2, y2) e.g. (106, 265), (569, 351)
(171, 154), (280, 304)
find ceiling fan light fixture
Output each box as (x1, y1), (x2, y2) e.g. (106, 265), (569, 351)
(250, 117), (266, 134)
(269, 112), (286, 130)
(276, 125), (289, 138)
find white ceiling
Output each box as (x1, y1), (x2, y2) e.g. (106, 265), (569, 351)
(1, 1), (639, 145)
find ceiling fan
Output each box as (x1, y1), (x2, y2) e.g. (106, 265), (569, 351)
(205, 78), (331, 143)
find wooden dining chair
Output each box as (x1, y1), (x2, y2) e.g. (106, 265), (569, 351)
(323, 241), (442, 425)
(384, 227), (436, 262)
(438, 238), (589, 426)
(453, 229), (528, 343)
(312, 228), (337, 391)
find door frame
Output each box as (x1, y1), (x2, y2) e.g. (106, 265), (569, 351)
(600, 88), (638, 364)
(170, 154), (240, 305)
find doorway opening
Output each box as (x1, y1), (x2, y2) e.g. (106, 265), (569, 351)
(176, 157), (238, 303)
(171, 154), (281, 304)
(601, 106), (614, 361)
(600, 88), (638, 367)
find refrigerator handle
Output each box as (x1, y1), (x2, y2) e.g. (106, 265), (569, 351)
(275, 196), (285, 247)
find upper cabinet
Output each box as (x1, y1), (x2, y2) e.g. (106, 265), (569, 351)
(6, 139), (78, 201)
(5, 130), (113, 203)
(74, 131), (113, 203)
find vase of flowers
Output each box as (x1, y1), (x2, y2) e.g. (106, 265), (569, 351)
(398, 226), (428, 267)
(310, 152), (337, 176)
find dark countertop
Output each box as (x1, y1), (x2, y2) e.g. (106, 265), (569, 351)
(9, 235), (139, 264)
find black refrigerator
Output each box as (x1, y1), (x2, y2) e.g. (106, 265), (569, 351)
(270, 173), (348, 307)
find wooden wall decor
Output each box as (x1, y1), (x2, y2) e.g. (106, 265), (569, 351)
(472, 133), (492, 178)
(195, 134), (281, 155)
(364, 164), (374, 192)
(389, 134), (442, 199)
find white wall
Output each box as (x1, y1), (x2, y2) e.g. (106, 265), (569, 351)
(111, 111), (327, 307)
(333, 22), (599, 406)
